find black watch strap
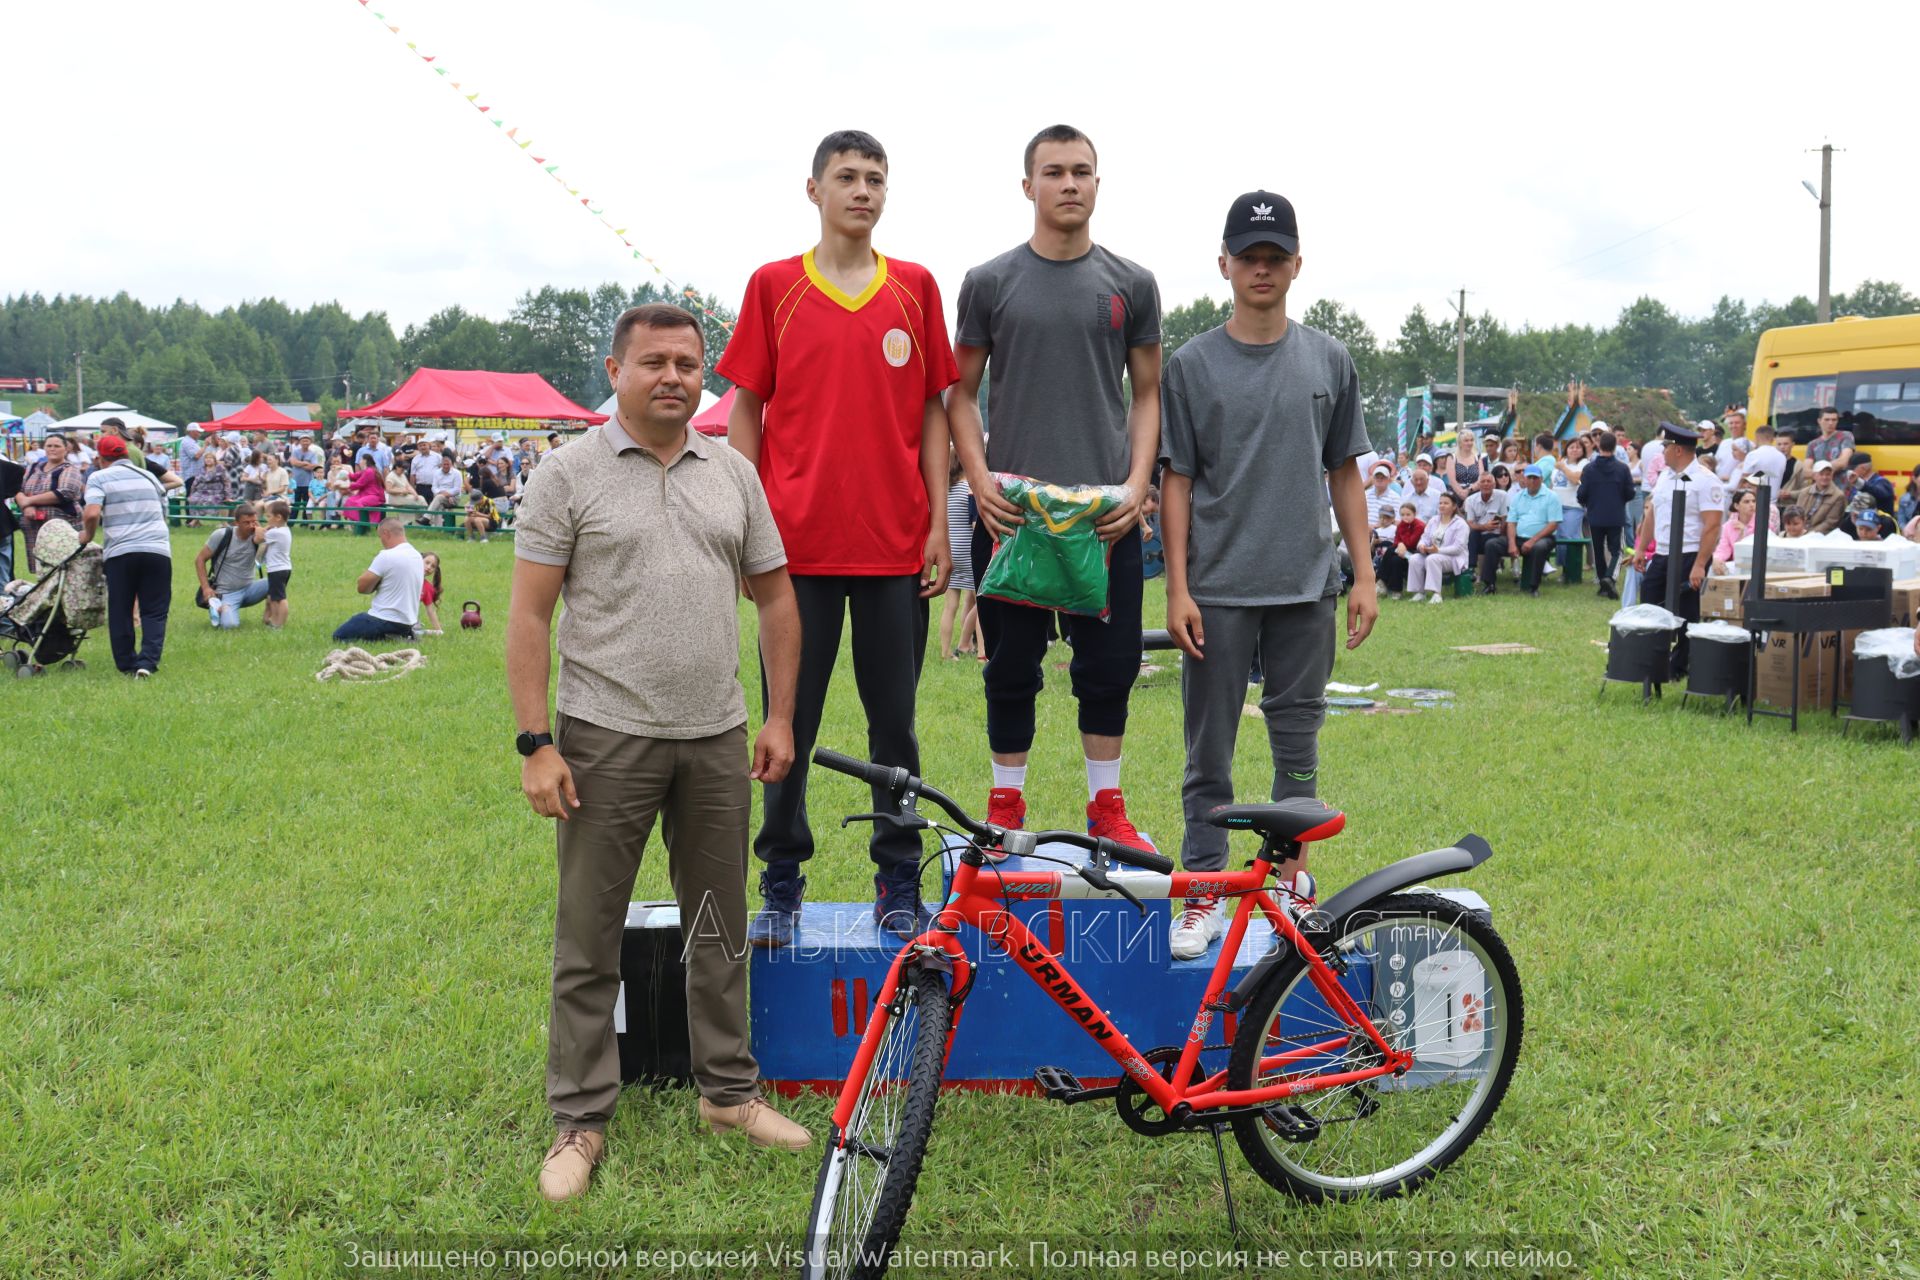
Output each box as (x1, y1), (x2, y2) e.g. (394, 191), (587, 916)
(516, 731), (554, 757)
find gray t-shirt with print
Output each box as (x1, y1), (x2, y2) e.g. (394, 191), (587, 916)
(203, 526), (259, 594)
(1161, 321), (1371, 606)
(955, 243), (1161, 487)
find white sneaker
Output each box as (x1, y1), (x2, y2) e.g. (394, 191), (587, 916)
(1542, 561), (1558, 576)
(1169, 896), (1227, 960)
(1428, 592), (1443, 605)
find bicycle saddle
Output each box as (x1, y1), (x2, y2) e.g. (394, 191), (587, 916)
(1204, 798), (1345, 843)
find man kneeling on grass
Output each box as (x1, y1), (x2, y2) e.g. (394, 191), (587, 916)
(332, 517), (423, 642)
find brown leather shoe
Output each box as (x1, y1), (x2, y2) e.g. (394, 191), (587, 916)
(538, 1128), (605, 1202)
(697, 1094), (814, 1151)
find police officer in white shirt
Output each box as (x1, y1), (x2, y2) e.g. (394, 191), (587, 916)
(1633, 422), (1725, 678)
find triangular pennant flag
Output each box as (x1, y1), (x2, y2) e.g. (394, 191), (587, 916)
(517, 140), (531, 149)
(406, 41), (416, 49)
(614, 228), (627, 236)
(568, 188), (579, 195)
(505, 127), (518, 139)
(479, 106), (490, 113)
(543, 164), (557, 172)
(533, 156), (546, 164)
(451, 82), (461, 89)
(422, 56), (434, 63)
(589, 207), (603, 215)
(435, 67), (447, 75)
(493, 118), (504, 126)
(388, 25), (400, 32)
(466, 92), (479, 101)
(633, 250), (642, 259)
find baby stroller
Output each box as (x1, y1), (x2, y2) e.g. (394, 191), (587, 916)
(1, 519), (107, 677)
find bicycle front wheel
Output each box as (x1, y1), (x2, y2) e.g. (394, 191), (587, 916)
(1228, 892), (1522, 1201)
(801, 964), (951, 1280)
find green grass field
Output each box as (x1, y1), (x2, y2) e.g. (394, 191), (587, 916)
(4, 526), (1915, 1279)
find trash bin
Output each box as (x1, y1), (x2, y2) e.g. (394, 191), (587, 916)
(1684, 621), (1751, 705)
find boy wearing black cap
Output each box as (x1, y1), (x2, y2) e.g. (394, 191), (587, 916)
(1159, 191), (1377, 960)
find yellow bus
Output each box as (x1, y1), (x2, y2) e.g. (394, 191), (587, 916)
(1750, 313), (1920, 481)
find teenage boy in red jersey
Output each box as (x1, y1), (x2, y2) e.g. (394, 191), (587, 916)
(947, 124), (1162, 847)
(719, 130), (960, 945)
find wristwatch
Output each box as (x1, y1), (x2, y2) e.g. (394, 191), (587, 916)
(515, 731), (554, 757)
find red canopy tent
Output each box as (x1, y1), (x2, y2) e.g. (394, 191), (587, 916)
(346, 368), (608, 424)
(689, 387), (737, 437)
(201, 397), (317, 433)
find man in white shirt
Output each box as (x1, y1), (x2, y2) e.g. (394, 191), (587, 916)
(1716, 407), (1748, 481)
(1738, 424), (1788, 495)
(1363, 461), (1403, 528)
(1634, 422), (1725, 679)
(332, 517), (423, 641)
(1405, 461), (1442, 524)
(426, 454), (467, 518)
(409, 440), (441, 500)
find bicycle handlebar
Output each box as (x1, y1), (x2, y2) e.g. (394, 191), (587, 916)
(811, 748), (1176, 875)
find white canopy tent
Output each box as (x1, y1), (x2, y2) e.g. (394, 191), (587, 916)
(54, 401), (182, 438)
(595, 388), (719, 420)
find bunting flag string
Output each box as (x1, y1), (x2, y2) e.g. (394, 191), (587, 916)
(351, 0), (732, 332)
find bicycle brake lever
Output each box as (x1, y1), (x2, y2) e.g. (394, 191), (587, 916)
(1077, 861), (1146, 917)
(840, 811), (933, 831)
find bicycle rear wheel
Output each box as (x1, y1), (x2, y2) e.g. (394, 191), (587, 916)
(1228, 892), (1522, 1201)
(801, 964), (951, 1280)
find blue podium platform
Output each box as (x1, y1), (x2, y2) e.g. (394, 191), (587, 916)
(744, 845), (1492, 1094)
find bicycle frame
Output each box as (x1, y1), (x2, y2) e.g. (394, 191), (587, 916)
(831, 849), (1413, 1133)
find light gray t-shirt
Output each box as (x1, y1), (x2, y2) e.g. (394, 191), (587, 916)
(366, 542), (425, 626)
(204, 526), (259, 593)
(1161, 321), (1371, 606)
(955, 243), (1161, 487)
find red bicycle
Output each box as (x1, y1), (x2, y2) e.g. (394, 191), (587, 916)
(801, 750), (1523, 1280)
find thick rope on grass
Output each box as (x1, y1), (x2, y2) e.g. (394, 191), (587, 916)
(316, 647), (426, 683)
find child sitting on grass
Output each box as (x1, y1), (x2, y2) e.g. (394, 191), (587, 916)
(419, 551), (444, 635)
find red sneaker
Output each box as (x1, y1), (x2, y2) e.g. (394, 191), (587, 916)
(987, 787), (1026, 830)
(984, 788), (1025, 863)
(1086, 788), (1150, 853)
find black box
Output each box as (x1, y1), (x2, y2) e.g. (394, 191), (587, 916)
(616, 903), (693, 1087)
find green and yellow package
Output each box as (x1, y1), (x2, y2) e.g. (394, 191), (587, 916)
(977, 473), (1129, 617)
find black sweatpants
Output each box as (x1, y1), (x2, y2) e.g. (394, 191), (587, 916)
(1472, 532), (1507, 589)
(1376, 547), (1410, 593)
(971, 523), (1143, 755)
(755, 574), (927, 875)
(1641, 554), (1701, 676)
(103, 551), (171, 674)
(1590, 524), (1625, 586)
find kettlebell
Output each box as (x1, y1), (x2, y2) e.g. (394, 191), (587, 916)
(460, 600), (483, 631)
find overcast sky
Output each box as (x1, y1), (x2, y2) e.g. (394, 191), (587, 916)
(12, 0), (1915, 342)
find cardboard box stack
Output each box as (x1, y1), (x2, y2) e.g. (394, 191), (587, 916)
(1700, 574), (1830, 624)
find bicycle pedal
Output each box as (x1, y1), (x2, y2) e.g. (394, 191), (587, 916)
(1032, 1065), (1119, 1105)
(1261, 1104), (1322, 1143)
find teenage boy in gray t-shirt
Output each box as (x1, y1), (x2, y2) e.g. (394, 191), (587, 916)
(1160, 191), (1378, 960)
(947, 123), (1163, 851)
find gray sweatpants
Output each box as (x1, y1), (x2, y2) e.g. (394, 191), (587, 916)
(1180, 595), (1338, 873)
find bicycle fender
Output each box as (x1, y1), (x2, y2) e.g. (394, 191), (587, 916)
(1226, 834), (1493, 1013)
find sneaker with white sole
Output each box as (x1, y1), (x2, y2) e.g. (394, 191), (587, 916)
(1427, 592), (1443, 605)
(1169, 895), (1227, 961)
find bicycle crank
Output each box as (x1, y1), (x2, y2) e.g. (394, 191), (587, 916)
(1116, 1046), (1194, 1137)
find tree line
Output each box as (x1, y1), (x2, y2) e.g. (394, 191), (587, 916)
(4, 278), (1913, 436)
(0, 283), (736, 428)
(1164, 279), (1919, 444)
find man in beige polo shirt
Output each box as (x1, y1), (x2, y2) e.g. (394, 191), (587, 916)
(506, 303), (809, 1203)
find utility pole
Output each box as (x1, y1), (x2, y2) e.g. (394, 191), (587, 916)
(1802, 144), (1838, 322)
(75, 350), (85, 413)
(1816, 143), (1833, 323)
